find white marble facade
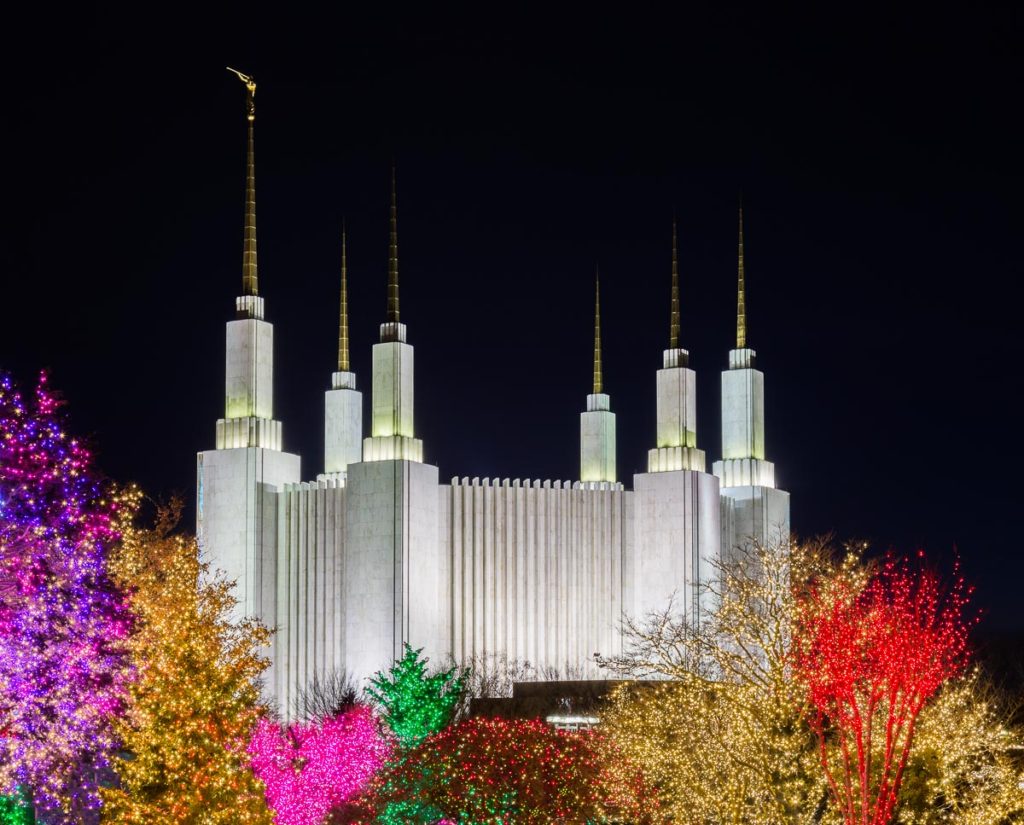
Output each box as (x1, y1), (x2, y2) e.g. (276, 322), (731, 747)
(196, 160), (789, 711)
(197, 291), (789, 715)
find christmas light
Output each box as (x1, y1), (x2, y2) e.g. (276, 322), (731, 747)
(600, 537), (839, 823)
(366, 644), (465, 749)
(101, 497), (274, 824)
(795, 552), (976, 825)
(899, 669), (1024, 823)
(248, 705), (390, 825)
(333, 716), (658, 824)
(0, 372), (132, 821)
(0, 787), (32, 825)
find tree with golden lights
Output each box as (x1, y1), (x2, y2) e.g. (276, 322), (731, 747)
(599, 536), (855, 824)
(896, 669), (1024, 823)
(100, 494), (274, 824)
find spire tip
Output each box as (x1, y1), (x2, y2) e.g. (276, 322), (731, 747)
(386, 165), (400, 324)
(593, 267), (603, 395)
(670, 216), (680, 349)
(736, 201), (747, 350)
(231, 68), (258, 297)
(338, 225), (350, 372)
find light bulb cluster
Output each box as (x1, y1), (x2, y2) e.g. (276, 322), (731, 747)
(366, 644), (466, 749)
(249, 705), (391, 825)
(101, 496), (275, 824)
(334, 715), (658, 824)
(795, 552), (976, 825)
(0, 787), (32, 825)
(0, 372), (132, 821)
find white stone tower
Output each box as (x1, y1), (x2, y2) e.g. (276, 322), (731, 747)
(713, 205), (790, 553)
(197, 70), (301, 627)
(342, 169), (447, 681)
(362, 170), (423, 463)
(647, 219), (707, 474)
(580, 272), (616, 484)
(633, 219), (720, 624)
(321, 227), (363, 481)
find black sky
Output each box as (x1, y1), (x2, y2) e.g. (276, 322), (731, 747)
(1, 8), (1021, 628)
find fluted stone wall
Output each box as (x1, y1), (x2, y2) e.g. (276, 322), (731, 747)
(447, 477), (627, 677)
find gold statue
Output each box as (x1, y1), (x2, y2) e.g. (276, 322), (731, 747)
(226, 66), (256, 121)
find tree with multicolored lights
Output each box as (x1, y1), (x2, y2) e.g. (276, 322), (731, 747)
(794, 553), (975, 825)
(101, 496), (274, 824)
(332, 716), (659, 824)
(599, 536), (840, 823)
(0, 372), (132, 822)
(366, 645), (466, 749)
(248, 705), (391, 825)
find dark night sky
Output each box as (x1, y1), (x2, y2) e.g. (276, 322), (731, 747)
(1, 9), (1021, 628)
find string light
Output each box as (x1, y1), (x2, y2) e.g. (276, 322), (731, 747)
(0, 372), (132, 820)
(101, 495), (274, 824)
(899, 669), (1024, 823)
(0, 787), (32, 825)
(795, 552), (976, 825)
(600, 538), (841, 823)
(366, 644), (466, 749)
(248, 705), (390, 825)
(333, 716), (658, 824)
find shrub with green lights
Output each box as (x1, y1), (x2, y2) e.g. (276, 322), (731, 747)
(0, 788), (33, 825)
(366, 645), (466, 749)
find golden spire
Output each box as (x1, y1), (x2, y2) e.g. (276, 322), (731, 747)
(670, 215), (680, 349)
(387, 165), (400, 323)
(593, 268), (603, 395)
(737, 201), (747, 349)
(227, 68), (258, 297)
(338, 223), (350, 372)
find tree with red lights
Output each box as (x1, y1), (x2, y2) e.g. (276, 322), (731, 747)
(332, 716), (658, 824)
(794, 554), (974, 825)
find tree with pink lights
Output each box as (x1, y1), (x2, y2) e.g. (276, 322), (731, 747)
(794, 553), (975, 825)
(249, 705), (391, 825)
(0, 372), (132, 822)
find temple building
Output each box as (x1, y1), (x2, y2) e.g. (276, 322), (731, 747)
(196, 75), (790, 714)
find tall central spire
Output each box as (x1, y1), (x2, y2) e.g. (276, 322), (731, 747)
(593, 269), (603, 394)
(736, 202), (747, 349)
(387, 166), (400, 323)
(228, 68), (259, 298)
(670, 216), (680, 349)
(338, 224), (350, 372)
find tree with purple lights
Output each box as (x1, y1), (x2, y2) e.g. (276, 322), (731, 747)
(0, 372), (132, 821)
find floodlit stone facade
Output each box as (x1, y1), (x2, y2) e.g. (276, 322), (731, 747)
(196, 105), (789, 715)
(197, 273), (789, 715)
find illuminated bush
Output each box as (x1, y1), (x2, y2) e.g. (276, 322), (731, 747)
(249, 705), (391, 825)
(333, 715), (658, 824)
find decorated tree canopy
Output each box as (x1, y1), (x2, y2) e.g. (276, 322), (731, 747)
(333, 716), (658, 824)
(795, 552), (976, 825)
(101, 497), (274, 824)
(249, 705), (391, 825)
(0, 372), (131, 821)
(366, 645), (466, 749)
(598, 537), (837, 823)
